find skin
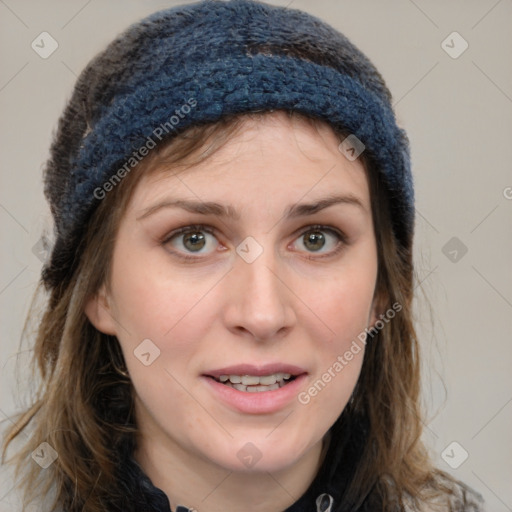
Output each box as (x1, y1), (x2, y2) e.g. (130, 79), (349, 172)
(85, 112), (381, 512)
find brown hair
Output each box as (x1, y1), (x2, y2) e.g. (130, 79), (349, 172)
(2, 111), (467, 511)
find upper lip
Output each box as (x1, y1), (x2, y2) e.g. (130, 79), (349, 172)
(204, 363), (308, 378)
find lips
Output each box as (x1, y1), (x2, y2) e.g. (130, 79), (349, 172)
(205, 363), (307, 379)
(201, 364), (309, 414)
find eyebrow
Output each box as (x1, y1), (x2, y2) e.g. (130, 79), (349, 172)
(136, 193), (367, 221)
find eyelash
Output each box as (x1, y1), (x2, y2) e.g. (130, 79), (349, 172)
(161, 223), (349, 262)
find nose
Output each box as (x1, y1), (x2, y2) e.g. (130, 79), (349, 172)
(221, 245), (296, 342)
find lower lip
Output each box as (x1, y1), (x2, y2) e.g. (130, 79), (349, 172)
(201, 374), (308, 414)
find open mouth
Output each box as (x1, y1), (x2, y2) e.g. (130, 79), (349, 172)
(208, 372), (298, 393)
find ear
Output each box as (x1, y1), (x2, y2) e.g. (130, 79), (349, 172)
(84, 284), (118, 336)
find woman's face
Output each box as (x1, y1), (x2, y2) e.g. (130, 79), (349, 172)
(86, 112), (379, 474)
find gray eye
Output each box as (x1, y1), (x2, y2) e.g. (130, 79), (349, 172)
(294, 228), (341, 254)
(302, 231), (326, 252)
(182, 231), (207, 252)
(167, 228), (217, 255)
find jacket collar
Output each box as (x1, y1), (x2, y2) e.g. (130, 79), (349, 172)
(125, 455), (337, 512)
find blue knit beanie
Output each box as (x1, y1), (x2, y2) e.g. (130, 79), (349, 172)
(42, 0), (414, 289)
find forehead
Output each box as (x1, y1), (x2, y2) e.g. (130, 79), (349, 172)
(128, 112), (370, 216)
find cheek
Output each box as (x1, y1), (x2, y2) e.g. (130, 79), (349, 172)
(107, 241), (224, 392)
(296, 285), (368, 428)
(292, 255), (376, 417)
(108, 250), (215, 425)
(294, 255), (377, 346)
(109, 239), (210, 341)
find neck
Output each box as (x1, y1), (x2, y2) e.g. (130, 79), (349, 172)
(135, 430), (326, 512)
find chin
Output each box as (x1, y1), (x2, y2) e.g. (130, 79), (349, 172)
(203, 429), (319, 474)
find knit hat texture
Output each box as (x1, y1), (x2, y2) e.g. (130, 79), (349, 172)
(42, 0), (414, 289)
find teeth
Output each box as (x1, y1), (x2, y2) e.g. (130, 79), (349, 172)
(217, 372), (294, 386)
(225, 382), (281, 393)
(215, 372), (296, 392)
(241, 375), (260, 385)
(259, 374), (277, 385)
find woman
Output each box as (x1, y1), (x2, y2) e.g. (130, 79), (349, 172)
(1, 1), (485, 510)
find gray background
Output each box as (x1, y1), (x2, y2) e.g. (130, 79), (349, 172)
(1, 0), (511, 510)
